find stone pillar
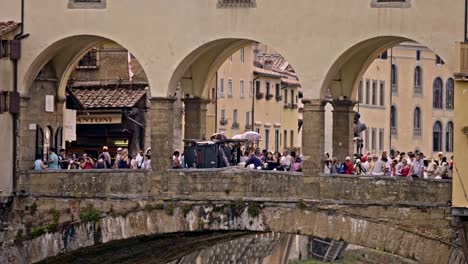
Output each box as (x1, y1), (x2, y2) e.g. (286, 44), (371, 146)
(331, 99), (356, 162)
(301, 99), (326, 176)
(150, 97), (176, 170)
(182, 98), (210, 140)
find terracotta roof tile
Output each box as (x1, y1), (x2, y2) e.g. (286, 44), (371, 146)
(70, 84), (147, 109)
(0, 21), (19, 36)
(253, 67), (284, 78)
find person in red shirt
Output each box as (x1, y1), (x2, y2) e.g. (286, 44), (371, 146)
(80, 153), (94, 169)
(344, 156), (355, 175)
(399, 159), (411, 177)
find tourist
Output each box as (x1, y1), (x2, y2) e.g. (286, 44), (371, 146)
(410, 153), (424, 178)
(135, 150), (144, 169)
(142, 154), (151, 170)
(245, 150), (263, 169)
(280, 150), (292, 171)
(361, 155), (370, 174)
(59, 149), (68, 169)
(371, 156), (386, 176)
(324, 152), (332, 174)
(34, 155), (47, 171)
(354, 159), (365, 175)
(425, 159), (438, 179)
(118, 148), (131, 169)
(101, 146), (111, 168)
(390, 159), (398, 177)
(48, 147), (59, 170)
(291, 156), (302, 172)
(172, 150), (181, 169)
(68, 153), (80, 170)
(113, 147), (123, 168)
(80, 153), (94, 169)
(398, 159), (411, 177)
(95, 156), (107, 169)
(344, 156), (355, 175)
(436, 157), (450, 179)
(329, 157), (339, 174)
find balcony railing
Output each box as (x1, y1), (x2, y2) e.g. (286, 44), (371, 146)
(391, 127), (397, 136)
(275, 95), (282, 101)
(232, 122), (240, 129)
(413, 128), (422, 137)
(291, 103), (298, 109)
(283, 103), (291, 109)
(245, 124), (252, 130)
(220, 119), (229, 126)
(265, 94), (274, 100)
(217, 0), (256, 8)
(256, 93), (264, 100)
(414, 86), (422, 95)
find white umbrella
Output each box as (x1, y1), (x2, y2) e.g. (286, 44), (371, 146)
(232, 134), (243, 140)
(242, 131), (262, 141)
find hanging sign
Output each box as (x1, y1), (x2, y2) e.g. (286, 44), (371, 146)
(76, 114), (122, 124)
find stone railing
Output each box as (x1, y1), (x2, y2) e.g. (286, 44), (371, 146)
(17, 169), (452, 206)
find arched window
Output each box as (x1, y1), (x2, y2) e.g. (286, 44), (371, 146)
(433, 121), (443, 152)
(414, 66), (422, 94)
(446, 121), (454, 152)
(446, 78), (454, 110)
(35, 125), (44, 159)
(413, 107), (422, 137)
(433, 77), (443, 109)
(55, 126), (63, 151)
(390, 105), (397, 135)
(391, 64), (398, 94)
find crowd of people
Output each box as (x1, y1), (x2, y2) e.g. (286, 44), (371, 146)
(324, 150), (453, 179)
(34, 146), (152, 171)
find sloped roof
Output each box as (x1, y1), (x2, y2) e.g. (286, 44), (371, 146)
(0, 21), (19, 36)
(70, 84), (147, 109)
(253, 67), (284, 78)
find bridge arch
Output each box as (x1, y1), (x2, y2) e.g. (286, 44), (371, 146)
(320, 35), (453, 101)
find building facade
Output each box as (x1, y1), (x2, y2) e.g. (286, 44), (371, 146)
(205, 44), (301, 153)
(355, 43), (454, 158)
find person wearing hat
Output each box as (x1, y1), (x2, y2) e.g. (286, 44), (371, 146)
(100, 146), (111, 168)
(113, 147), (123, 169)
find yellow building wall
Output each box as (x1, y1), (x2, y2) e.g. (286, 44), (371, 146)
(355, 43), (454, 158)
(453, 80), (468, 207)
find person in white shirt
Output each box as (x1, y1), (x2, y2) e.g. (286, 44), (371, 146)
(141, 154), (151, 170)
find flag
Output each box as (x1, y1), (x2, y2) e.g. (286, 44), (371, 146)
(128, 51), (135, 81)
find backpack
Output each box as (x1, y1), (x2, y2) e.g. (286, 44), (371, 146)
(338, 163), (347, 174)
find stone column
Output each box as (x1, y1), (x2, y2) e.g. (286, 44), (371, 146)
(182, 98), (210, 140)
(301, 99), (326, 198)
(150, 97), (176, 171)
(301, 99), (326, 176)
(331, 99), (356, 162)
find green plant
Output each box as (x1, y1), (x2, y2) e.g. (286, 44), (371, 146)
(165, 203), (174, 216)
(79, 204), (100, 223)
(247, 202), (261, 218)
(30, 227), (47, 239)
(30, 203), (38, 215)
(144, 203), (164, 212)
(296, 201), (307, 210)
(180, 204), (193, 217)
(49, 208), (60, 224)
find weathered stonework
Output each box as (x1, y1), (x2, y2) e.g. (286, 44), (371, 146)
(331, 100), (356, 162)
(150, 97), (176, 170)
(182, 98), (210, 140)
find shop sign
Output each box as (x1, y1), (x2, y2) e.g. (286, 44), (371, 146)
(64, 109), (76, 141)
(77, 114), (122, 124)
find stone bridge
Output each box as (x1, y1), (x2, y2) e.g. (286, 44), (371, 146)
(0, 169), (459, 264)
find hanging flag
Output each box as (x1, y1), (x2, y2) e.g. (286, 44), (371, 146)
(128, 51), (135, 81)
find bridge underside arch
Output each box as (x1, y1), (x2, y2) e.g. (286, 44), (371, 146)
(4, 202), (459, 264)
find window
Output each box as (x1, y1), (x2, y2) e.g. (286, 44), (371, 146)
(433, 77), (443, 109)
(219, 78), (224, 97)
(380, 51), (388, 60)
(372, 80), (377, 105)
(275, 130), (279, 152)
(414, 107), (422, 137)
(290, 130), (294, 148)
(221, 109), (226, 121)
(265, 129), (270, 150)
(0, 40), (9, 58)
(446, 78), (454, 110)
(240, 48), (245, 63)
(446, 121), (454, 152)
(77, 49), (98, 68)
(275, 83), (281, 98)
(284, 89), (288, 104)
(240, 80), (245, 98)
(211, 88), (216, 101)
(229, 55), (233, 62)
(55, 126), (63, 150)
(266, 82), (271, 97)
(358, 80), (363, 103)
(379, 81), (385, 106)
(217, 0), (256, 8)
(249, 81), (253, 97)
(371, 0), (411, 8)
(416, 50), (421, 61)
(371, 128), (376, 150)
(436, 55), (445, 65)
(290, 90), (294, 105)
(390, 105), (397, 135)
(365, 79), (370, 104)
(255, 80), (261, 95)
(284, 130), (288, 148)
(414, 66), (423, 94)
(233, 109), (238, 123)
(391, 64), (398, 94)
(246, 112), (250, 127)
(379, 129), (384, 151)
(433, 121), (443, 152)
(35, 125), (44, 159)
(228, 79), (233, 97)
(68, 0), (106, 9)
